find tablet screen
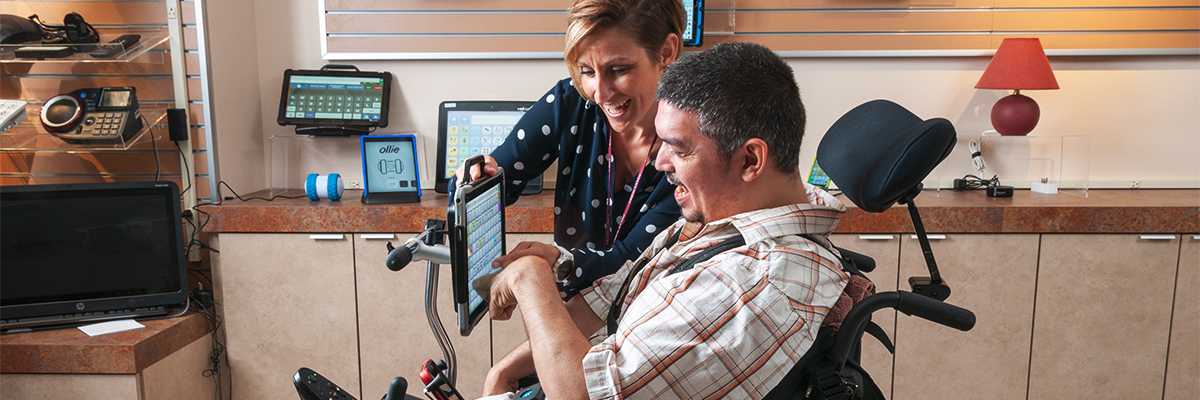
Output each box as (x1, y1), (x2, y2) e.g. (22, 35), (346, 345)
(277, 68), (391, 131)
(452, 171), (506, 336)
(465, 182), (504, 315)
(434, 101), (541, 193)
(360, 134), (422, 204)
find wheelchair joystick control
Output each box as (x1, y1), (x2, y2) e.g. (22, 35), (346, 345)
(294, 367), (357, 400)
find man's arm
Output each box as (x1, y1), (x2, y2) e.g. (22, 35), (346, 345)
(488, 256), (605, 399)
(483, 297), (603, 396)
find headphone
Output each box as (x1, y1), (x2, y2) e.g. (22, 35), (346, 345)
(29, 13), (99, 46)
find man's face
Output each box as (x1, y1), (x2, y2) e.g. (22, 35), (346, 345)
(653, 101), (742, 224)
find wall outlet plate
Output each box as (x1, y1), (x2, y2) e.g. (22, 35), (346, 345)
(1031, 181), (1058, 195)
(345, 180), (363, 189)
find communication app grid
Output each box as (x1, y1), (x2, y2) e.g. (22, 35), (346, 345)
(683, 0), (697, 43)
(285, 76), (385, 120)
(443, 110), (526, 179)
(466, 183), (504, 313)
(364, 140), (418, 193)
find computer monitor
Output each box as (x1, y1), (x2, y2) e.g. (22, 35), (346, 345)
(0, 181), (189, 332)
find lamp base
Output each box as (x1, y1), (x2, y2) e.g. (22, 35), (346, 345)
(991, 93), (1041, 136)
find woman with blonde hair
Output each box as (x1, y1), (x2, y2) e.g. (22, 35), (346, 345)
(457, 0), (685, 300)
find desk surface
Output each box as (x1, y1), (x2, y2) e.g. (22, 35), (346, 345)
(200, 189), (1199, 234)
(0, 312), (211, 374)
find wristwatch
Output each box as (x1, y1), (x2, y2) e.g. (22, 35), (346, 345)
(552, 244), (575, 282)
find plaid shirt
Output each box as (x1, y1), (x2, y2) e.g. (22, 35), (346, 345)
(578, 184), (849, 399)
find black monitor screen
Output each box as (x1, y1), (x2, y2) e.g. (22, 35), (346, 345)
(0, 181), (188, 330)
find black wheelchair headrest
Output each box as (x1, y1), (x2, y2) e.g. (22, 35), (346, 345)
(817, 100), (957, 213)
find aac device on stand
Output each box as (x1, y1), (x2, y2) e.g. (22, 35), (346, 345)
(448, 155), (506, 336)
(277, 64), (391, 136)
(361, 134), (421, 204)
(434, 101), (541, 194)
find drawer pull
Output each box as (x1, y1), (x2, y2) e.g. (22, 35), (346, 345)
(309, 234), (345, 240)
(858, 234), (895, 240)
(1192, 234), (1199, 240)
(1138, 234), (1176, 240)
(911, 234), (947, 240)
(360, 234), (395, 240)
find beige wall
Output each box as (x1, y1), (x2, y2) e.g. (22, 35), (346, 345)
(209, 0), (1200, 195)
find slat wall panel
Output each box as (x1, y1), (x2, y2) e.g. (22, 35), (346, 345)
(322, 0), (1200, 59)
(3, 2), (168, 25)
(0, 0), (210, 200)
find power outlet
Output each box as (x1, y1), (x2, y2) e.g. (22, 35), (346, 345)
(345, 180), (364, 189)
(1130, 181), (1141, 189)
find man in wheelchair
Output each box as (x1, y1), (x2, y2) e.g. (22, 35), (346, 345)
(481, 42), (853, 400)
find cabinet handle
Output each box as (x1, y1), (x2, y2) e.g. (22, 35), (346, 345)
(309, 234), (345, 240)
(857, 234), (895, 240)
(1192, 234), (1200, 240)
(360, 234), (395, 240)
(1138, 234), (1176, 240)
(911, 234), (947, 240)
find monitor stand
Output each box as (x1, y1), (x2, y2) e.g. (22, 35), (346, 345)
(295, 125), (369, 136)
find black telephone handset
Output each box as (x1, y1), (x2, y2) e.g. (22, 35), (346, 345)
(45, 87), (144, 144)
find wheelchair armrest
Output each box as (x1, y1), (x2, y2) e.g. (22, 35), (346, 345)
(830, 291), (975, 367)
(833, 246), (876, 273)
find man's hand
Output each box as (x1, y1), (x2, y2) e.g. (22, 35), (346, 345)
(489, 255), (553, 321)
(493, 241), (560, 271)
(454, 154), (499, 183)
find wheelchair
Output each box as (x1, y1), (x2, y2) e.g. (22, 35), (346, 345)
(762, 99), (975, 400)
(293, 99), (974, 400)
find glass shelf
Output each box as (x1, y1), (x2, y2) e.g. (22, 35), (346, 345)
(0, 28), (169, 64)
(0, 104), (169, 151)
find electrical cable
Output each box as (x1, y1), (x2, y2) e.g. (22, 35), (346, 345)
(141, 114), (161, 181)
(968, 138), (985, 174)
(175, 140), (192, 198)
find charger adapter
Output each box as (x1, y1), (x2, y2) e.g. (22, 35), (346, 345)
(986, 185), (1014, 198)
(195, 289), (215, 309)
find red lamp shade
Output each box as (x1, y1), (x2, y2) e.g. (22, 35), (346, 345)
(976, 38), (1059, 136)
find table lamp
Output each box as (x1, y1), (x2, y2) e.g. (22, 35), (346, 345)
(975, 38), (1059, 136)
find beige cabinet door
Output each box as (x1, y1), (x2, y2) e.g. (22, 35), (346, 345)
(829, 234), (901, 398)
(1164, 234), (1199, 400)
(212, 233), (360, 400)
(354, 233), (492, 398)
(893, 234), (1039, 400)
(1029, 234), (1179, 400)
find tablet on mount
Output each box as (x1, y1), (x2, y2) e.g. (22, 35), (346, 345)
(277, 64), (391, 136)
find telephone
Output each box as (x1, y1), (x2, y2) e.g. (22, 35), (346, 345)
(41, 87), (143, 144)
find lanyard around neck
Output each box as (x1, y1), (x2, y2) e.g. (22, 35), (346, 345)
(604, 125), (657, 247)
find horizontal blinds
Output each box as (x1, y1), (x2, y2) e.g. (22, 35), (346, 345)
(322, 0), (1200, 59)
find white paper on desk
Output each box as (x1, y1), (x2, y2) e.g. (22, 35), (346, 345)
(78, 319), (145, 336)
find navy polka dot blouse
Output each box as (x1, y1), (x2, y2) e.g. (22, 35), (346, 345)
(453, 78), (681, 297)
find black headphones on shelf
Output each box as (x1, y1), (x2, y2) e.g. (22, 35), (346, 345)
(29, 13), (99, 48)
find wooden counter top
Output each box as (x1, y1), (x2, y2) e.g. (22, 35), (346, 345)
(200, 189), (1199, 234)
(0, 312), (211, 374)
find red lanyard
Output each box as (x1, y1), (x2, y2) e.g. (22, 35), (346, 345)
(605, 126), (657, 247)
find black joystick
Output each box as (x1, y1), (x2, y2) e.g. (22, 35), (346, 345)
(294, 367), (357, 400)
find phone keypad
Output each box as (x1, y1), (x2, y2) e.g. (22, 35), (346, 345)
(79, 112), (125, 137)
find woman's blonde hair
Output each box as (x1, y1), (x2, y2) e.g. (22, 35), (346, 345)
(564, 0), (685, 101)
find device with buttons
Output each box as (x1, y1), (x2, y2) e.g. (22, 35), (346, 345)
(41, 87), (143, 144)
(294, 367), (357, 400)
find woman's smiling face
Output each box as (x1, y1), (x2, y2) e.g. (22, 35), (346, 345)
(574, 27), (670, 135)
